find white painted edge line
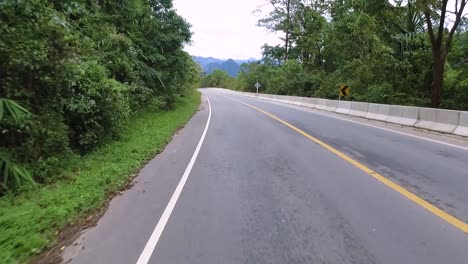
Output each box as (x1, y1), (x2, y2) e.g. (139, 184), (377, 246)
(136, 92), (212, 264)
(219, 90), (468, 152)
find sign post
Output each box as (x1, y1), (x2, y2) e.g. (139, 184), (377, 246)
(255, 82), (261, 95)
(339, 84), (350, 100)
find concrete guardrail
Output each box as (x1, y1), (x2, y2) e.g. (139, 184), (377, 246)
(348, 102), (369, 117)
(454, 112), (468, 136)
(336, 101), (351, 114)
(415, 108), (460, 133)
(386, 105), (419, 126)
(315, 99), (328, 111)
(365, 103), (390, 121)
(291, 96), (304, 106)
(302, 97), (317, 108)
(324, 100), (338, 112)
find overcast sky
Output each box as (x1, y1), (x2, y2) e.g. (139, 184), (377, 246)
(173, 0), (282, 60)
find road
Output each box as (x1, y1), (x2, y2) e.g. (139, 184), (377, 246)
(63, 89), (468, 264)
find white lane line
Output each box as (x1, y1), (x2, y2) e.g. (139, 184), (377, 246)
(220, 91), (468, 151)
(136, 92), (212, 264)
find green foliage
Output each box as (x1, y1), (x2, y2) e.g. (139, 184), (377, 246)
(235, 60), (322, 96)
(62, 61), (132, 152)
(0, 99), (31, 125)
(0, 155), (35, 194)
(200, 69), (237, 89)
(243, 0), (468, 110)
(0, 99), (33, 194)
(0, 91), (201, 263)
(0, 0), (199, 193)
(204, 59), (241, 77)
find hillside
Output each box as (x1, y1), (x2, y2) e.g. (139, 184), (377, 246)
(205, 59), (240, 77)
(193, 56), (257, 77)
(192, 56), (224, 68)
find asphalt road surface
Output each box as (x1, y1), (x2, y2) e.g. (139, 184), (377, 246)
(63, 89), (468, 264)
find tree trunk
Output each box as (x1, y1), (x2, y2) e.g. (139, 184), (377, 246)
(430, 51), (444, 108)
(284, 0), (291, 61)
(423, 0), (467, 108)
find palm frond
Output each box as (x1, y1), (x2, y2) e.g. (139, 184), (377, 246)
(0, 98), (31, 125)
(0, 155), (35, 194)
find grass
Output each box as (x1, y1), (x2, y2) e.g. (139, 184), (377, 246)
(0, 91), (201, 263)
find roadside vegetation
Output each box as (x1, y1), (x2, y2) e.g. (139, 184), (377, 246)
(0, 0), (199, 193)
(0, 0), (201, 262)
(0, 91), (201, 263)
(200, 0), (468, 110)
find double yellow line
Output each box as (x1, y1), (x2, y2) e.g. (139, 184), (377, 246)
(223, 94), (468, 234)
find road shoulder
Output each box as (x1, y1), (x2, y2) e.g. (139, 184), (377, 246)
(60, 94), (210, 264)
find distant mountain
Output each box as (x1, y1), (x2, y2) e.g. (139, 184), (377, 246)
(192, 56), (224, 68)
(234, 58), (257, 64)
(204, 59), (240, 77)
(193, 56), (258, 77)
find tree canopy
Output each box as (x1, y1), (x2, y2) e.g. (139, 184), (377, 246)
(0, 0), (199, 193)
(231, 0), (468, 110)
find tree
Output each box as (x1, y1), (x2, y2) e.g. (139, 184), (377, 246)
(261, 44), (285, 65)
(258, 1), (331, 63)
(419, 0), (467, 107)
(200, 70), (236, 88)
(290, 4), (328, 69)
(0, 0), (198, 193)
(245, 0), (468, 109)
(258, 0), (299, 62)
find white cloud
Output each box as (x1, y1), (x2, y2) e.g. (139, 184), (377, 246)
(173, 0), (283, 60)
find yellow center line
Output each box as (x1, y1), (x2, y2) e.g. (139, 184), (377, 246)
(221, 93), (468, 234)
